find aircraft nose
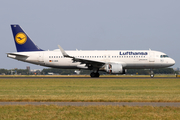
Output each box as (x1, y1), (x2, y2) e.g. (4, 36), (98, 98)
(170, 58), (175, 66)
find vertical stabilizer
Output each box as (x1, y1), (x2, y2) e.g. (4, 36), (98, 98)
(11, 24), (43, 52)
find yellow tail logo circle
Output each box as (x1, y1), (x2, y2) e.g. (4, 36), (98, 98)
(15, 32), (27, 45)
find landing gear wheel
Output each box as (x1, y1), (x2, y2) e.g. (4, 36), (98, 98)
(90, 72), (95, 77)
(150, 74), (154, 78)
(90, 72), (100, 78)
(95, 72), (100, 77)
(150, 70), (154, 78)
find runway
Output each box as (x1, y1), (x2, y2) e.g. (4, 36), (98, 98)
(0, 102), (180, 107)
(0, 77), (179, 79)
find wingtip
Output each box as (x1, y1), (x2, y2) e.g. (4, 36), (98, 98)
(58, 45), (69, 57)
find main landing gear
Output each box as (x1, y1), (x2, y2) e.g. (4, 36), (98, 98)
(90, 72), (100, 78)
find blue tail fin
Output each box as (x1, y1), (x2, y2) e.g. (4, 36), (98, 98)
(11, 24), (43, 52)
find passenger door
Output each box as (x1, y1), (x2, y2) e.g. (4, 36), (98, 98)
(149, 52), (155, 62)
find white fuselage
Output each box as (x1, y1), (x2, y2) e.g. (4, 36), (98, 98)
(7, 49), (175, 71)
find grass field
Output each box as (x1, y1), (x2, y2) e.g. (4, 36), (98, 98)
(0, 77), (180, 119)
(0, 105), (180, 119)
(0, 78), (180, 102)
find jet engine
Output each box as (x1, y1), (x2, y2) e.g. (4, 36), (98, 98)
(105, 63), (125, 74)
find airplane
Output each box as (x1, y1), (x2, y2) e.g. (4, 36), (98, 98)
(7, 24), (175, 77)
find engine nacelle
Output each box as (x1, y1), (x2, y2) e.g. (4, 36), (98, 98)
(105, 63), (125, 74)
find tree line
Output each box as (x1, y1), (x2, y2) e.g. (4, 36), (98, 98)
(0, 68), (178, 75)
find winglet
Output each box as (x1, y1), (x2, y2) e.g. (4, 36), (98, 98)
(58, 45), (70, 57)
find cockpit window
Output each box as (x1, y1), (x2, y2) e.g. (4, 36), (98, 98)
(160, 55), (169, 58)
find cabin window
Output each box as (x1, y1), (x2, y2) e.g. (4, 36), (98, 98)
(49, 56), (51, 58)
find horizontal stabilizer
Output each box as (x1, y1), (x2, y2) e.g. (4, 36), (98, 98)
(7, 53), (28, 57)
(7, 53), (29, 59)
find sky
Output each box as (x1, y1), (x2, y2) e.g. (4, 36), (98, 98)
(0, 0), (180, 70)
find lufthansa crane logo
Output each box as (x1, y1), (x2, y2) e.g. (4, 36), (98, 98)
(15, 32), (27, 45)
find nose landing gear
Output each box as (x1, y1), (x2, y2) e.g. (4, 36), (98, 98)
(150, 70), (154, 78)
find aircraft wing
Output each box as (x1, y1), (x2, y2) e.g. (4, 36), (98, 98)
(58, 45), (105, 68)
(72, 57), (105, 68)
